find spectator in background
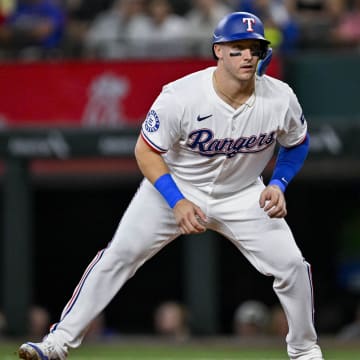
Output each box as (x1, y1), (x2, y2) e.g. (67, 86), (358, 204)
(169, 0), (193, 16)
(138, 0), (189, 58)
(186, 0), (232, 58)
(0, 0), (16, 23)
(83, 0), (147, 59)
(65, 0), (113, 26)
(233, 300), (270, 337)
(62, 0), (114, 57)
(28, 306), (51, 341)
(0, 0), (65, 59)
(154, 301), (190, 342)
(337, 302), (360, 340)
(0, 310), (7, 338)
(0, 306), (50, 340)
(289, 0), (337, 49)
(0, 0), (15, 57)
(331, 0), (360, 49)
(268, 304), (288, 337)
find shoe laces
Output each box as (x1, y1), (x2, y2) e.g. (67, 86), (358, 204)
(41, 340), (64, 360)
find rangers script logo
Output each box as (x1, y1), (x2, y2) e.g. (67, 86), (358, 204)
(186, 129), (276, 158)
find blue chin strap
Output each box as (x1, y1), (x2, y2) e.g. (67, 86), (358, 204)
(256, 48), (273, 76)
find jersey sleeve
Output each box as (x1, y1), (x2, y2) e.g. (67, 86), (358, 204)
(277, 88), (308, 148)
(140, 84), (182, 153)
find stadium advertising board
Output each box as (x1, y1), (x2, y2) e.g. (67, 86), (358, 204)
(0, 58), (282, 128)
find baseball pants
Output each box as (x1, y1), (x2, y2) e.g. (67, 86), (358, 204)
(49, 177), (318, 358)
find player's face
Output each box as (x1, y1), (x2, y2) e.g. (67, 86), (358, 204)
(215, 39), (262, 81)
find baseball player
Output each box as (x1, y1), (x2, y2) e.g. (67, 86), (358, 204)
(19, 12), (324, 360)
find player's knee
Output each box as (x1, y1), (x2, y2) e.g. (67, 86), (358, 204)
(272, 252), (303, 272)
(273, 255), (307, 288)
(107, 228), (147, 257)
(108, 245), (143, 265)
(285, 254), (307, 275)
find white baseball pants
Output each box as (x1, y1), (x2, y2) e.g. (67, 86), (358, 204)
(49, 177), (321, 359)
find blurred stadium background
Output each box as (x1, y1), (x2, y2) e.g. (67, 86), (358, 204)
(0, 0), (360, 358)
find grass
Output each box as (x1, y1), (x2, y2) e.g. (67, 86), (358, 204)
(1, 337), (359, 359)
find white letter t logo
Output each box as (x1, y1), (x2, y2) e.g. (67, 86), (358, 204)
(243, 17), (255, 32)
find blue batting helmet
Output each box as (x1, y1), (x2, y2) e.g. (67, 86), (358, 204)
(212, 12), (270, 59)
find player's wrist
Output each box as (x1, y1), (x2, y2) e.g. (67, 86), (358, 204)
(268, 179), (286, 192)
(154, 173), (185, 208)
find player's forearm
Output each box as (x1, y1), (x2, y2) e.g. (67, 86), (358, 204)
(269, 133), (310, 192)
(135, 135), (185, 208)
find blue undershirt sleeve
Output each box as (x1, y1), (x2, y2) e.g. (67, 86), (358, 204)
(269, 134), (310, 192)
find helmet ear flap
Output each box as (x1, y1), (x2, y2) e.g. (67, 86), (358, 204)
(259, 42), (269, 60)
(257, 47), (273, 76)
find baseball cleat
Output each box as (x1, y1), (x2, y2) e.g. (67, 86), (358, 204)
(18, 340), (67, 360)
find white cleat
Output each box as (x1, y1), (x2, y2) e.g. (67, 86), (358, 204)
(290, 355), (324, 359)
(18, 340), (67, 360)
(290, 358), (324, 360)
(289, 344), (324, 360)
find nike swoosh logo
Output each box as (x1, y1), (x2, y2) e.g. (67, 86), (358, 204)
(197, 114), (213, 121)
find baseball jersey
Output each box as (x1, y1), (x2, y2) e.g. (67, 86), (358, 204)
(141, 67), (307, 196)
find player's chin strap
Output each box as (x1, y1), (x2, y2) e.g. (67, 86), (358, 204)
(256, 48), (273, 77)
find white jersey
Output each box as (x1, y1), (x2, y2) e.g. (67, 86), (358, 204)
(141, 67), (307, 196)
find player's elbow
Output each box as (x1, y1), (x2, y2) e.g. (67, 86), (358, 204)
(134, 137), (142, 162)
(134, 135), (148, 163)
(134, 134), (166, 181)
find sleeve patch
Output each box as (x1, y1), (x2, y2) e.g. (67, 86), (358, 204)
(144, 109), (160, 133)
